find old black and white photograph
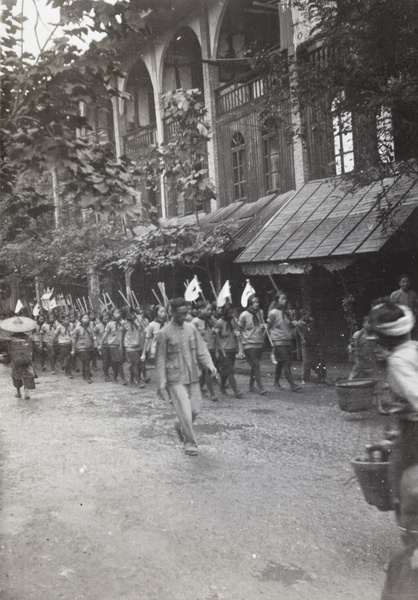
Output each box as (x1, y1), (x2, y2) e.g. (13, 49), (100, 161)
(1, 1), (418, 598)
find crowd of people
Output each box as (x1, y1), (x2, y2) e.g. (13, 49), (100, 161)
(4, 273), (417, 455)
(15, 304), (168, 390)
(6, 291), (325, 396)
(3, 274), (418, 598)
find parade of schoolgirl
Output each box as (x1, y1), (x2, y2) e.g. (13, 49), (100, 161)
(2, 266), (418, 598)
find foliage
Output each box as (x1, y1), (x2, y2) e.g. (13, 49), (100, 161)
(118, 221), (238, 272)
(0, 171), (55, 242)
(44, 220), (128, 280)
(138, 88), (216, 219)
(0, 220), (128, 287)
(0, 0), (153, 229)
(253, 0), (418, 199)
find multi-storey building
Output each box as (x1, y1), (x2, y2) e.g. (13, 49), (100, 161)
(96, 0), (417, 356)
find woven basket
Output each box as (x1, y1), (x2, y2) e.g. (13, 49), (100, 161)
(351, 457), (393, 511)
(10, 339), (33, 366)
(336, 379), (376, 412)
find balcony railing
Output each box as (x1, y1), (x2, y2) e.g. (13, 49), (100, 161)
(163, 118), (179, 141)
(215, 73), (266, 116)
(123, 124), (157, 157)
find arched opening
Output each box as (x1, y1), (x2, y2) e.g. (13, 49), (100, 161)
(216, 0), (280, 85)
(162, 27), (203, 94)
(123, 60), (156, 132)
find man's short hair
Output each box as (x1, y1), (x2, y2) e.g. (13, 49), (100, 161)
(399, 273), (410, 282)
(170, 297), (188, 312)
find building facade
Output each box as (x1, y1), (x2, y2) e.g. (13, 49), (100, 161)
(107, 0), (305, 218)
(104, 0), (413, 220)
(91, 0), (418, 357)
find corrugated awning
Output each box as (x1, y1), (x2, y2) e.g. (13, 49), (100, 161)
(225, 191), (295, 251)
(235, 175), (418, 266)
(199, 201), (244, 234)
(199, 190), (296, 247)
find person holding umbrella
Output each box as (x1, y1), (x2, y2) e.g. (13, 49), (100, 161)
(0, 315), (38, 400)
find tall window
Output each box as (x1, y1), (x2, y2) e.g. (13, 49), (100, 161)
(332, 93), (354, 175)
(376, 107), (394, 164)
(231, 132), (246, 201)
(262, 123), (280, 192)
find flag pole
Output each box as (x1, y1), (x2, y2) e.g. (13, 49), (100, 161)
(209, 280), (218, 301)
(131, 290), (140, 309)
(268, 273), (280, 293)
(152, 289), (163, 305)
(105, 293), (116, 309)
(118, 289), (132, 307)
(195, 275), (206, 302)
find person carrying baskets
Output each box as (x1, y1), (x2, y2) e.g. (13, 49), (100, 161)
(368, 301), (418, 599)
(0, 316), (38, 400)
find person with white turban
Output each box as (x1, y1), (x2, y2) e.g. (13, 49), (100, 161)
(369, 301), (417, 413)
(369, 301), (418, 600)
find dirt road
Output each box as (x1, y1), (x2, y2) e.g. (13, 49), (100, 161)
(0, 361), (399, 599)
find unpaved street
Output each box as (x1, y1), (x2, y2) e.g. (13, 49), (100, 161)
(0, 361), (400, 600)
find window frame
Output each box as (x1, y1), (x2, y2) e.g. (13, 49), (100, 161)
(231, 132), (247, 201)
(376, 106), (394, 164)
(262, 123), (281, 192)
(331, 93), (354, 175)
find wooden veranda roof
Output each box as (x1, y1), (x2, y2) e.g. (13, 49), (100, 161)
(235, 176), (418, 266)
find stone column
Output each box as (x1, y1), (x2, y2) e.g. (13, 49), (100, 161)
(200, 1), (220, 211)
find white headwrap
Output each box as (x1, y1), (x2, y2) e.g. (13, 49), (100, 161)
(373, 304), (415, 337)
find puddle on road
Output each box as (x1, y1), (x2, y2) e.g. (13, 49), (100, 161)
(259, 561), (311, 586)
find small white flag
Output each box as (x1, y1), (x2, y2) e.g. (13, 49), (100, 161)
(217, 280), (231, 308)
(49, 297), (57, 310)
(14, 299), (24, 314)
(32, 303), (40, 317)
(184, 276), (202, 302)
(41, 291), (53, 300)
(241, 280), (256, 308)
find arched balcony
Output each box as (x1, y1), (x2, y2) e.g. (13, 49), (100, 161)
(215, 0), (280, 116)
(122, 61), (157, 158)
(162, 27), (203, 141)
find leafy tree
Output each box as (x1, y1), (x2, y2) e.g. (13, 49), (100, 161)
(0, 219), (127, 290)
(114, 87), (229, 273)
(0, 0), (159, 301)
(138, 88), (216, 222)
(118, 221), (237, 272)
(0, 0), (154, 227)
(253, 0), (418, 181)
